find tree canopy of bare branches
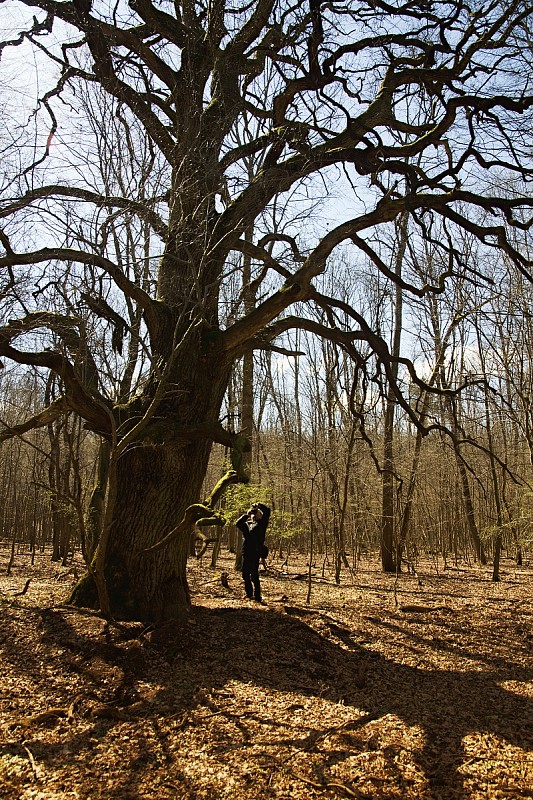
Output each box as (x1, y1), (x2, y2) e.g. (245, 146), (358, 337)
(1, 0), (532, 620)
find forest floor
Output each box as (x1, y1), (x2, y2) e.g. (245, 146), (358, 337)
(0, 548), (532, 800)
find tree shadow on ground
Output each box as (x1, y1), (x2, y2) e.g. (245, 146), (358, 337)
(23, 602), (533, 799)
(170, 604), (532, 798)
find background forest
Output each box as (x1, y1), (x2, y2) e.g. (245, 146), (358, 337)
(1, 0), (533, 608)
(2, 240), (532, 580)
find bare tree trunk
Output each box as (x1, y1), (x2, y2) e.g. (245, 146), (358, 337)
(336, 422), (357, 582)
(475, 325), (503, 581)
(381, 213), (408, 572)
(210, 526), (223, 569)
(71, 441), (212, 619)
(70, 325), (233, 621)
(6, 519), (17, 577)
(455, 457), (487, 564)
(6, 488), (19, 577)
(235, 225), (254, 573)
(306, 472), (319, 605)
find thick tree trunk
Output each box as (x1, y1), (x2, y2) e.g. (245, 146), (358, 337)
(70, 328), (232, 622)
(71, 439), (212, 621)
(71, 144), (233, 622)
(110, 441), (212, 619)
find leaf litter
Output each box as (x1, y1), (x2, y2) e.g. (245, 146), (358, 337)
(0, 550), (531, 800)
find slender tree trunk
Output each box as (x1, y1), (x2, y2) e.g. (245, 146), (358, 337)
(381, 415), (397, 572)
(210, 525), (223, 568)
(49, 436), (62, 563)
(336, 421), (357, 581)
(235, 224), (254, 573)
(475, 325), (503, 582)
(6, 489), (19, 577)
(381, 213), (407, 572)
(455, 456), (487, 564)
(306, 472), (318, 604)
(7, 519), (17, 576)
(396, 421), (422, 567)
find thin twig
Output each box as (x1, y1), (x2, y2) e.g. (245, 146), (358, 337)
(22, 742), (40, 781)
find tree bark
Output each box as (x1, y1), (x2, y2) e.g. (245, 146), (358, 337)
(71, 438), (213, 620)
(380, 213), (407, 573)
(455, 456), (487, 565)
(70, 325), (233, 621)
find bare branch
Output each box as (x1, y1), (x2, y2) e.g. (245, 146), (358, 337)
(0, 246), (158, 317)
(0, 395), (70, 444)
(0, 186), (168, 238)
(0, 314), (111, 434)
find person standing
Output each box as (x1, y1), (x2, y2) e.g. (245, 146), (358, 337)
(236, 502), (270, 602)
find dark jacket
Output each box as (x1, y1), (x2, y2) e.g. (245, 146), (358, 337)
(236, 503), (271, 561)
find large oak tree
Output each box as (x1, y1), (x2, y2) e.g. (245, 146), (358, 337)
(1, 0), (532, 619)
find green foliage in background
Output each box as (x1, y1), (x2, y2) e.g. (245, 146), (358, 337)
(222, 483), (304, 543)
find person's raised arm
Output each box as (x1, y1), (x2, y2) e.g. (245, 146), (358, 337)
(236, 514), (249, 534)
(256, 503), (271, 527)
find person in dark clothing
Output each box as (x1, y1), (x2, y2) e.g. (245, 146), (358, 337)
(236, 502), (270, 602)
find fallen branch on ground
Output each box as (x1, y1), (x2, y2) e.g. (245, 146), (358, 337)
(13, 579), (31, 597)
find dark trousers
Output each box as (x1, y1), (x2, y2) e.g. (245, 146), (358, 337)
(242, 556), (261, 600)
